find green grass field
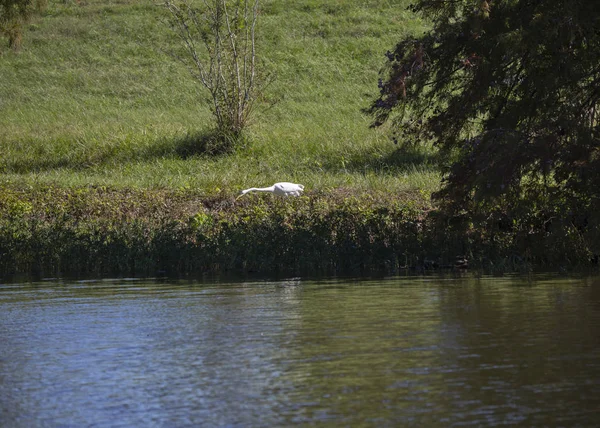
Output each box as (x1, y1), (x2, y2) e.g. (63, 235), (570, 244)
(0, 0), (437, 197)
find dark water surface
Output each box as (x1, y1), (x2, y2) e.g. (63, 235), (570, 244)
(1, 275), (599, 427)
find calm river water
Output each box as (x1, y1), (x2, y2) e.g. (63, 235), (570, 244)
(1, 274), (599, 426)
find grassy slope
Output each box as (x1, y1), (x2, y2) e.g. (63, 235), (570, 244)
(0, 0), (436, 196)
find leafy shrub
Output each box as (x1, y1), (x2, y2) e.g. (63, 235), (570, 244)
(162, 0), (266, 148)
(0, 0), (46, 49)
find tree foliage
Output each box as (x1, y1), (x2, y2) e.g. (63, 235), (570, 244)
(367, 0), (600, 244)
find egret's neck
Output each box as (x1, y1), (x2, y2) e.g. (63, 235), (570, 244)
(242, 186), (275, 195)
(251, 186), (275, 193)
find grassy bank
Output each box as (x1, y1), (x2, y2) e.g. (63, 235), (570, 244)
(0, 0), (436, 194)
(2, 183), (593, 278)
(0, 184), (434, 277)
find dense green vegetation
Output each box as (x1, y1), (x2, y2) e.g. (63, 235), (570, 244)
(3, 182), (591, 277)
(0, 184), (436, 276)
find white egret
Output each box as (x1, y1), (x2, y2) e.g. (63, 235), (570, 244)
(237, 182), (305, 199)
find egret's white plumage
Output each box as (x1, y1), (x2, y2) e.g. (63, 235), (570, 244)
(238, 182), (304, 199)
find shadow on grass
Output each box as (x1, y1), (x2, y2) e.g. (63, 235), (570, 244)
(322, 144), (441, 174)
(152, 129), (244, 159)
(0, 129), (243, 174)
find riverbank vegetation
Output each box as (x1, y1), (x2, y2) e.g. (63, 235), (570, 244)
(0, 0), (598, 277)
(0, 183), (594, 277)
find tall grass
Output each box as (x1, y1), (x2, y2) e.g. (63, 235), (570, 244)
(0, 0), (435, 196)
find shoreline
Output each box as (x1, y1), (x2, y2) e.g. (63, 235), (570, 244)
(0, 184), (596, 278)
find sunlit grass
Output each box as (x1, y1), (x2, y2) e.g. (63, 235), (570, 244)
(0, 0), (435, 196)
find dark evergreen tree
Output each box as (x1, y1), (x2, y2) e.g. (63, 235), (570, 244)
(367, 0), (600, 262)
